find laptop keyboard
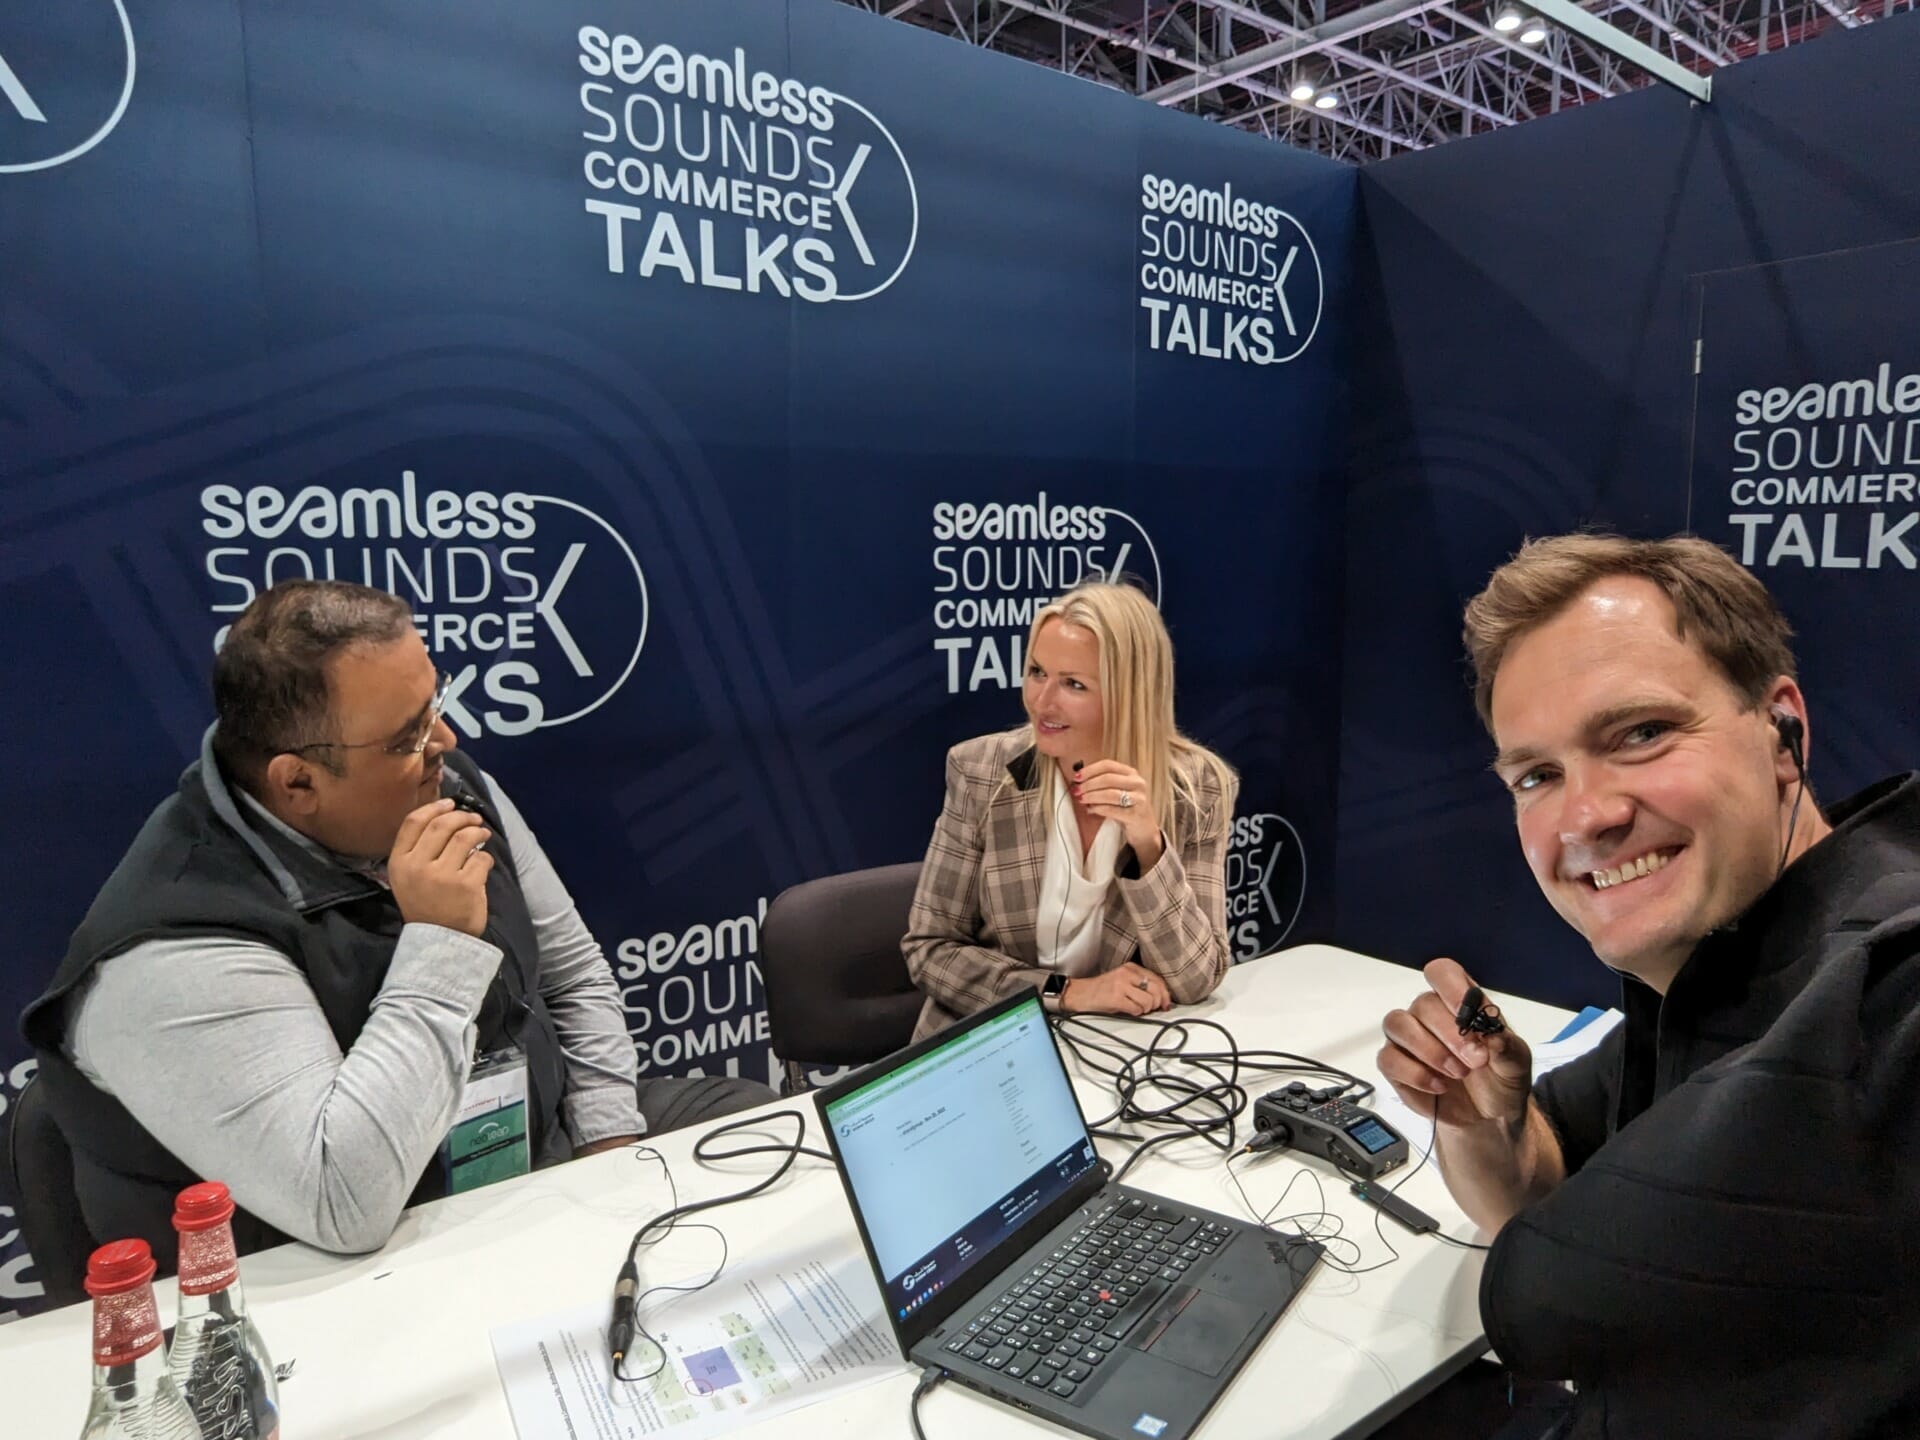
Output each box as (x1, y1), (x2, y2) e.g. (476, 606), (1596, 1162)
(939, 1196), (1237, 1404)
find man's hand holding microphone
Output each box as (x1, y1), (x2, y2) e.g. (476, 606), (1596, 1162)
(389, 797), (495, 937)
(385, 798), (645, 1157)
(1376, 958), (1567, 1236)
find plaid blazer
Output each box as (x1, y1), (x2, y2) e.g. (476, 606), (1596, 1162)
(903, 727), (1238, 1041)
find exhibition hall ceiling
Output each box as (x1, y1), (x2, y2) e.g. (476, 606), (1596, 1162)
(841, 0), (1907, 161)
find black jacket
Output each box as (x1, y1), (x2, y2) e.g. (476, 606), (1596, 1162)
(20, 734), (570, 1272)
(1483, 774), (1920, 1439)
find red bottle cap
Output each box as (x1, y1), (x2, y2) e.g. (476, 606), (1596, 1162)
(87, 1241), (164, 1366)
(174, 1180), (236, 1232)
(174, 1181), (241, 1295)
(84, 1239), (156, 1297)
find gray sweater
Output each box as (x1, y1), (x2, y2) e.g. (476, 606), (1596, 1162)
(63, 773), (641, 1254)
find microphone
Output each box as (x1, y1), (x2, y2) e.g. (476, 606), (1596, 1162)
(609, 1257), (638, 1370)
(441, 770), (486, 815)
(1455, 985), (1506, 1037)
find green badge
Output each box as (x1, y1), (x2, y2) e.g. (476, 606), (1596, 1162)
(441, 1046), (532, 1194)
(446, 1099), (530, 1193)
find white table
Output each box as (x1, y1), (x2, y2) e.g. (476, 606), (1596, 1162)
(0, 945), (1573, 1439)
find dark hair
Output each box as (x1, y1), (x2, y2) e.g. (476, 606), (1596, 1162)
(211, 580), (415, 783)
(1463, 533), (1797, 735)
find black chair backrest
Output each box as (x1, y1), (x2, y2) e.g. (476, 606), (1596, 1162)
(760, 862), (925, 1091)
(5, 1076), (93, 1309)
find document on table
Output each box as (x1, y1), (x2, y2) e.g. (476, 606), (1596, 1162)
(1373, 1008), (1624, 1151)
(491, 1237), (900, 1440)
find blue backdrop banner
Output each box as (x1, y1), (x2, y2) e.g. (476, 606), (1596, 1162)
(1339, 16), (1920, 1014)
(0, 0), (1353, 1316)
(1688, 239), (1920, 785)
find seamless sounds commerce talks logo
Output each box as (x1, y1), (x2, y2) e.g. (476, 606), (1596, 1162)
(577, 27), (916, 303)
(1137, 174), (1323, 368)
(931, 494), (1162, 694)
(201, 472), (648, 739)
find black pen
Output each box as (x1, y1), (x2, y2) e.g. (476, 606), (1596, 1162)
(609, 1257), (638, 1371)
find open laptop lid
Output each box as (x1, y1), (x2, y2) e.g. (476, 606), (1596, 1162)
(815, 991), (1106, 1356)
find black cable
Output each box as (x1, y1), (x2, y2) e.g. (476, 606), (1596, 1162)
(691, 1113), (834, 1168)
(1050, 1009), (1372, 1181)
(611, 1148), (729, 1383)
(609, 1110), (831, 1384)
(1775, 763), (1808, 879)
(908, 1364), (947, 1440)
(1227, 1068), (1494, 1263)
(1226, 1155), (1403, 1276)
(1044, 1008), (1397, 1273)
(1401, 1091), (1491, 1252)
(1067, 1005), (1491, 1260)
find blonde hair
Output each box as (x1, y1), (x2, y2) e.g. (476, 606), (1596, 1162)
(1023, 580), (1235, 845)
(1463, 532), (1797, 735)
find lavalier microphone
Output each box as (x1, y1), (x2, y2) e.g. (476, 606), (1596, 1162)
(1455, 985), (1506, 1038)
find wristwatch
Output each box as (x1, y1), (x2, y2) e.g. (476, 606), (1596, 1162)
(1041, 972), (1070, 1011)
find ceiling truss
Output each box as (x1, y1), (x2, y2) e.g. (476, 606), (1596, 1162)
(840, 0), (1907, 161)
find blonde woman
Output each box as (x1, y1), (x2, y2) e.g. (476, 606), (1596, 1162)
(904, 580), (1239, 1040)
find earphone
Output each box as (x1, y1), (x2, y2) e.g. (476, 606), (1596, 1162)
(1771, 708), (1805, 778)
(1770, 706), (1809, 878)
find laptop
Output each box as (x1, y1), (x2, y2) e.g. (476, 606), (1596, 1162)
(815, 991), (1324, 1440)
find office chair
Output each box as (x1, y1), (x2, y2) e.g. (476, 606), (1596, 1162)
(5, 1077), (93, 1309)
(760, 862), (926, 1095)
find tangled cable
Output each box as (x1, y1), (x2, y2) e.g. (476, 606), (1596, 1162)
(1048, 1009), (1372, 1183)
(1051, 1010), (1489, 1272)
(1225, 1089), (1490, 1272)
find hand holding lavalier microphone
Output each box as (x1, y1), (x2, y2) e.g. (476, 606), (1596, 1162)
(1378, 959), (1531, 1133)
(1455, 985), (1506, 1038)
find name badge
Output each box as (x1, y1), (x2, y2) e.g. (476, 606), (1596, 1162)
(440, 1046), (531, 1195)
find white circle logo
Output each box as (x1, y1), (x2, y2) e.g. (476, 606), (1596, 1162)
(521, 494), (649, 729)
(1094, 508), (1163, 599)
(0, 1), (135, 175)
(1267, 211), (1324, 364)
(1226, 812), (1306, 960)
(820, 91), (917, 303)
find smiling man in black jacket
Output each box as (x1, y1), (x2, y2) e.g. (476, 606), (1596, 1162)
(1378, 533), (1920, 1439)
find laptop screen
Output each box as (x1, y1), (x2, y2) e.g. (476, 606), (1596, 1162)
(822, 996), (1099, 1322)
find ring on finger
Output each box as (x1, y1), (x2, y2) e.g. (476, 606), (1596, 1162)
(1119, 790), (1134, 810)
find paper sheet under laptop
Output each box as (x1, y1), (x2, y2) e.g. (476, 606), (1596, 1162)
(490, 1236), (897, 1439)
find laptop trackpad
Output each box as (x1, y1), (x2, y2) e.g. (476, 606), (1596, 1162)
(1135, 1287), (1263, 1378)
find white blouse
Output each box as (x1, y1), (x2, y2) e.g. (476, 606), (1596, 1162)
(1035, 790), (1126, 975)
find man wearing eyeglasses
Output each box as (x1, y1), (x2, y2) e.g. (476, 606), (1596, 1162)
(23, 580), (772, 1273)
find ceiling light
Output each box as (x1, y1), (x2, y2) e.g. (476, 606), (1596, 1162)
(1314, 93), (1340, 109)
(1519, 16), (1549, 42)
(1493, 5), (1525, 32)
(1290, 80), (1316, 102)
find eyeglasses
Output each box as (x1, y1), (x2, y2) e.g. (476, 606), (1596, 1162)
(292, 672), (452, 759)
